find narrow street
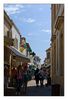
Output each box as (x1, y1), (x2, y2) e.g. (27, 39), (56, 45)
(26, 80), (51, 96)
(4, 4), (64, 96)
(4, 79), (51, 96)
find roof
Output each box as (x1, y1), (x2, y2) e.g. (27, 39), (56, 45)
(4, 10), (12, 27)
(8, 46), (30, 61)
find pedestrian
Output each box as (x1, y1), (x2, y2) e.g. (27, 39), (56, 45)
(34, 68), (39, 87)
(23, 71), (28, 94)
(39, 68), (44, 87)
(16, 65), (22, 95)
(21, 63), (29, 95)
(46, 75), (51, 86)
(4, 64), (9, 89)
(11, 67), (17, 87)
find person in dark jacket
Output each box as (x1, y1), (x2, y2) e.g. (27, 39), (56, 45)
(39, 68), (44, 87)
(34, 68), (39, 87)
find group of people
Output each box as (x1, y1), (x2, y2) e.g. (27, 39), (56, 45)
(4, 64), (51, 95)
(4, 64), (28, 95)
(13, 65), (29, 95)
(34, 68), (45, 87)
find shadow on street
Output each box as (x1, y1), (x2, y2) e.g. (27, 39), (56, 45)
(26, 85), (51, 96)
(4, 85), (51, 96)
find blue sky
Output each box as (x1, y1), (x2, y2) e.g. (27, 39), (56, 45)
(4, 4), (51, 64)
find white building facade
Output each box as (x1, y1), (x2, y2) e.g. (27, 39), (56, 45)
(12, 22), (20, 50)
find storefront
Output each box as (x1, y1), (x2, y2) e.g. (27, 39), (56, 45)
(4, 46), (30, 83)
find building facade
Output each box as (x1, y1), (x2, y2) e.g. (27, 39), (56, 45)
(44, 47), (51, 78)
(11, 21), (20, 50)
(4, 11), (30, 77)
(4, 11), (21, 50)
(4, 11), (12, 65)
(51, 4), (64, 95)
(4, 11), (12, 46)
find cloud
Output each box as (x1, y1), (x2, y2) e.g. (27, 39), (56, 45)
(27, 32), (39, 37)
(26, 5), (32, 8)
(27, 33), (33, 36)
(39, 7), (43, 11)
(20, 18), (36, 23)
(25, 18), (36, 23)
(15, 4), (24, 8)
(41, 29), (51, 34)
(4, 4), (25, 15)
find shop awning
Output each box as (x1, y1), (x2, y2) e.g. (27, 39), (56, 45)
(8, 46), (30, 62)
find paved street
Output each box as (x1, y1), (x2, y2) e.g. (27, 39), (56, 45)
(4, 79), (51, 96)
(26, 80), (51, 96)
(4, 4), (64, 97)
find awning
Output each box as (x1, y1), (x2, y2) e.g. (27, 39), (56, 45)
(8, 46), (30, 63)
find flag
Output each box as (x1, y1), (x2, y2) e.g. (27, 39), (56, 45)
(26, 43), (32, 52)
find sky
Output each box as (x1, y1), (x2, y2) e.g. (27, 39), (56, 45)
(4, 4), (51, 64)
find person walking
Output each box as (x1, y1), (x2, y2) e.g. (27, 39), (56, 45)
(23, 71), (28, 94)
(11, 67), (17, 87)
(34, 68), (39, 87)
(39, 68), (44, 87)
(16, 65), (22, 95)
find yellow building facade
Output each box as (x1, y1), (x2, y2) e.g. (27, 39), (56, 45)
(51, 4), (64, 95)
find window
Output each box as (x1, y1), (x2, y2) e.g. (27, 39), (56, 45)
(7, 30), (12, 38)
(47, 52), (50, 59)
(14, 38), (18, 49)
(7, 31), (9, 37)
